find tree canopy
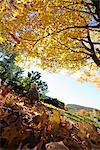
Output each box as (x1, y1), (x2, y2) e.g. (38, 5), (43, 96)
(0, 0), (100, 73)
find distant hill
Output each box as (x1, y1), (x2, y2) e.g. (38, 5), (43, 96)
(66, 104), (94, 113)
(43, 96), (99, 113)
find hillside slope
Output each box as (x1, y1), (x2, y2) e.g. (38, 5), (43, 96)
(66, 104), (93, 112)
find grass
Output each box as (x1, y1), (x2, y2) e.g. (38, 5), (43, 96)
(64, 112), (100, 129)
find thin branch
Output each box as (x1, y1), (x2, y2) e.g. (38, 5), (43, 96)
(72, 37), (100, 45)
(53, 37), (91, 56)
(82, 39), (100, 45)
(69, 48), (91, 55)
(57, 6), (95, 15)
(56, 24), (100, 34)
(83, 0), (100, 22)
(19, 24), (100, 47)
(81, 41), (92, 53)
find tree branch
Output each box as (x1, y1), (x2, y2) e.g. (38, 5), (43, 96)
(82, 39), (100, 45)
(54, 5), (95, 15)
(56, 24), (100, 34)
(87, 30), (100, 66)
(53, 38), (91, 56)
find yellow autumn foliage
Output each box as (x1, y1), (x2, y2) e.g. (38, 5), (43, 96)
(0, 0), (99, 75)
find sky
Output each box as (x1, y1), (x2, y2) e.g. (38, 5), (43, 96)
(27, 67), (100, 109)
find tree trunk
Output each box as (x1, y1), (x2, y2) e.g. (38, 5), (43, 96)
(91, 54), (100, 66)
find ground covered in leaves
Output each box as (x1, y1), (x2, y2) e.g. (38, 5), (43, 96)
(0, 85), (100, 150)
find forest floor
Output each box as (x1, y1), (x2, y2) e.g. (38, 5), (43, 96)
(0, 89), (100, 150)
